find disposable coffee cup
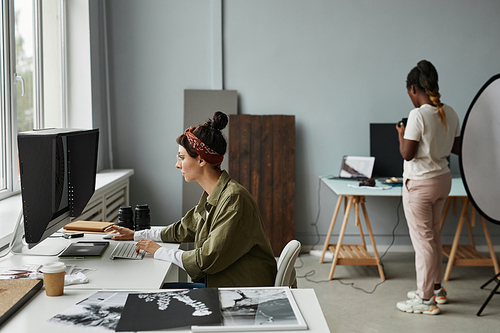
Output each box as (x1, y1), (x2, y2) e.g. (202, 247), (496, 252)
(41, 262), (66, 296)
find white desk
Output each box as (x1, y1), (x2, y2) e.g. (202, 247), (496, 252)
(0, 232), (180, 290)
(319, 177), (400, 281)
(320, 176), (499, 282)
(0, 288), (330, 333)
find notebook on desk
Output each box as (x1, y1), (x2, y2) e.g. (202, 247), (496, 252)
(333, 155), (375, 180)
(63, 221), (115, 233)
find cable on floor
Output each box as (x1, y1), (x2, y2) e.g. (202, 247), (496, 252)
(298, 183), (403, 294)
(310, 177), (325, 249)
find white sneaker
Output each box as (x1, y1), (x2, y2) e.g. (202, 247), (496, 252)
(407, 288), (448, 304)
(397, 294), (441, 315)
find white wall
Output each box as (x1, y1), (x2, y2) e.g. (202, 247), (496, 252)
(104, 0), (500, 247)
(66, 0), (93, 129)
(106, 1), (214, 226)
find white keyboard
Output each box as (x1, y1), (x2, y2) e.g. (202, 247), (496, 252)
(109, 242), (146, 260)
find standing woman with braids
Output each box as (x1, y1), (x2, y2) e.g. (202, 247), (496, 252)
(396, 60), (460, 315)
(106, 112), (277, 288)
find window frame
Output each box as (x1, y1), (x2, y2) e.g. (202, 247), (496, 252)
(0, 0), (18, 201)
(1, 0), (67, 201)
(0, 0), (68, 248)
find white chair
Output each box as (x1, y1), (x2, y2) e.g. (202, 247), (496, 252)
(275, 240), (301, 287)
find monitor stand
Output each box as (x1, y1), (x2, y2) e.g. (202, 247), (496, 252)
(9, 211), (69, 256)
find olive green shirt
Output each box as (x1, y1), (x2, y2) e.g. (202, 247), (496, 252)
(160, 171), (277, 288)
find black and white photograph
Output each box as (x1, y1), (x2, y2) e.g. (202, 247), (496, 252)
(45, 290), (128, 331)
(115, 288), (222, 331)
(193, 287), (307, 332)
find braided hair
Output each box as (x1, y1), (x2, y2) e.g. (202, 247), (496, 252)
(406, 60), (447, 129)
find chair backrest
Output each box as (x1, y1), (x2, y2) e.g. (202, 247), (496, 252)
(275, 240), (301, 287)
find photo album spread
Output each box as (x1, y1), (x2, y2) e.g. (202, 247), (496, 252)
(45, 287), (307, 332)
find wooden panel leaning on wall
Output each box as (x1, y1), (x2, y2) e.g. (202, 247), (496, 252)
(229, 115), (295, 257)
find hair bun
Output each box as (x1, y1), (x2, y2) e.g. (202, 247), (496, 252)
(209, 111), (228, 131)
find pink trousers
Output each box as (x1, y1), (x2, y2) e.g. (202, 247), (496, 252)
(403, 172), (451, 300)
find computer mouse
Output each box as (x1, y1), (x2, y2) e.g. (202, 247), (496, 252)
(102, 233), (117, 239)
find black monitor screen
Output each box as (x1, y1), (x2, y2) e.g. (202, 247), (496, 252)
(17, 128), (99, 249)
(370, 123), (403, 178)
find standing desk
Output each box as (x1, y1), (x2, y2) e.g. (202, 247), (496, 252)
(319, 177), (402, 281)
(439, 178), (499, 280)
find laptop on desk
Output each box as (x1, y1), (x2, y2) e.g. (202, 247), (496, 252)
(333, 155), (375, 180)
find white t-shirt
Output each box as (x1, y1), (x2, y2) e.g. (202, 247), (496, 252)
(403, 103), (460, 180)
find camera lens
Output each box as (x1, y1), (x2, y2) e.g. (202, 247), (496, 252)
(135, 204), (151, 231)
(117, 206), (134, 229)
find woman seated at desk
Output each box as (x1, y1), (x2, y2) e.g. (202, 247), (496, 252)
(106, 112), (277, 288)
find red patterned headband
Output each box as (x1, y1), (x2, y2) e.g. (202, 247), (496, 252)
(185, 127), (224, 167)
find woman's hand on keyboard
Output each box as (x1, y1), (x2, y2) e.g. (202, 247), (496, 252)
(103, 225), (135, 240)
(136, 239), (161, 256)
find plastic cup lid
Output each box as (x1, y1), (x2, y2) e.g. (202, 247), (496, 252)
(41, 262), (66, 273)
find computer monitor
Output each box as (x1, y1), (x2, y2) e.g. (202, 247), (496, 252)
(10, 128), (99, 255)
(369, 123), (403, 178)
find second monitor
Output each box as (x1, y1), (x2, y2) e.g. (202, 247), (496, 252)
(370, 123), (403, 178)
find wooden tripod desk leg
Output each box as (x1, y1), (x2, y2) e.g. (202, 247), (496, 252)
(472, 206), (499, 274)
(328, 196), (354, 280)
(320, 195), (344, 263)
(361, 202), (386, 281)
(481, 217), (500, 274)
(444, 198), (468, 281)
(464, 203), (475, 247)
(354, 198), (367, 248)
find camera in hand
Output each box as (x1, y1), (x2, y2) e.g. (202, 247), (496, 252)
(135, 204), (151, 231)
(399, 117), (408, 127)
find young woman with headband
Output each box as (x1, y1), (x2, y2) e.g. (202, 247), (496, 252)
(106, 111), (277, 288)
(396, 60), (460, 315)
